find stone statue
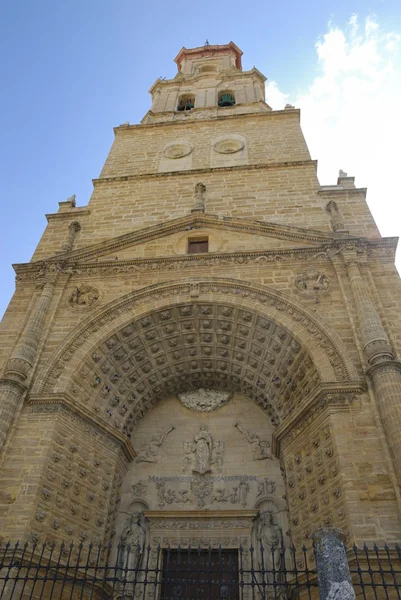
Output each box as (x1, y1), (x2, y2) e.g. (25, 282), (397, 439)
(118, 512), (146, 574)
(192, 182), (206, 212)
(135, 426), (175, 463)
(192, 425), (213, 474)
(234, 422), (272, 460)
(238, 479), (250, 507)
(256, 512), (284, 578)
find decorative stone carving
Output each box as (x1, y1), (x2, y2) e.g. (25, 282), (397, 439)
(210, 479), (250, 507)
(131, 481), (147, 497)
(190, 476), (213, 508)
(134, 426), (175, 463)
(256, 512), (285, 582)
(326, 200), (345, 232)
(192, 182), (206, 212)
(234, 422), (272, 460)
(178, 388), (232, 412)
(118, 512), (147, 572)
(257, 478), (276, 496)
(155, 481), (191, 508)
(43, 282), (351, 429)
(295, 269), (330, 302)
(182, 427), (225, 474)
(162, 141), (193, 159)
(192, 426), (213, 474)
(212, 135), (245, 154)
(68, 284), (99, 309)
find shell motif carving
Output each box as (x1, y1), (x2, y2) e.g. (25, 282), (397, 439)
(178, 388), (232, 412)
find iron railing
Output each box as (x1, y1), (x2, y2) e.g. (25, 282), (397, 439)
(1, 541), (401, 599)
(350, 544), (401, 599)
(0, 542), (317, 599)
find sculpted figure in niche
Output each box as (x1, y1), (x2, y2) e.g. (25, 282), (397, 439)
(135, 426), (175, 463)
(256, 512), (284, 583)
(118, 512), (146, 575)
(192, 182), (206, 212)
(192, 425), (213, 475)
(234, 422), (272, 460)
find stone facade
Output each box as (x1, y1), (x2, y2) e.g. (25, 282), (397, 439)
(1, 42), (401, 594)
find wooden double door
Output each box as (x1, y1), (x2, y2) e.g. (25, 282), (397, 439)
(161, 549), (239, 600)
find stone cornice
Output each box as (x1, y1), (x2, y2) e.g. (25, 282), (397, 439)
(45, 209), (90, 222)
(115, 107), (300, 133)
(144, 510), (258, 519)
(148, 67), (266, 94)
(271, 380), (366, 457)
(93, 160), (315, 186)
(318, 188), (367, 197)
(27, 392), (136, 461)
(13, 234), (397, 282)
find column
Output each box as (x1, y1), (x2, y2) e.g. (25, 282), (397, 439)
(0, 282), (54, 452)
(59, 221), (81, 253)
(326, 201), (346, 233)
(341, 247), (401, 486)
(313, 528), (355, 600)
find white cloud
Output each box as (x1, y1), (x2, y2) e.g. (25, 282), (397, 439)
(266, 15), (401, 271)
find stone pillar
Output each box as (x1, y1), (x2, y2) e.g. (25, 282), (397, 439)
(0, 282), (54, 452)
(341, 247), (401, 487)
(59, 221), (81, 253)
(313, 528), (355, 600)
(326, 201), (346, 233)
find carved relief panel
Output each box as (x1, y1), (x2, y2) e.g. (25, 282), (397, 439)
(116, 392), (288, 549)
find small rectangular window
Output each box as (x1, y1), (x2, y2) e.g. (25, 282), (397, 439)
(188, 238), (209, 254)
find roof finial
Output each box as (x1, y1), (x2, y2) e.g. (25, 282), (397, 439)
(204, 39), (210, 46)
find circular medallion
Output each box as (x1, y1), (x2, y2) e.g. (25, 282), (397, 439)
(178, 388), (232, 412)
(162, 141), (193, 159)
(213, 137), (245, 154)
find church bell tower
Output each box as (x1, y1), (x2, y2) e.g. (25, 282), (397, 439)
(1, 42), (401, 592)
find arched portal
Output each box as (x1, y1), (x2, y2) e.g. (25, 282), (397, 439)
(16, 279), (360, 554)
(68, 300), (321, 435)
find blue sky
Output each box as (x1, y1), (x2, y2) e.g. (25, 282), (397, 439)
(1, 0), (401, 318)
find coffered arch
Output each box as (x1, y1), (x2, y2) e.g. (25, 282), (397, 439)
(34, 278), (358, 437)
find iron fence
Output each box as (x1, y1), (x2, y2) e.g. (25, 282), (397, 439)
(0, 541), (317, 600)
(1, 540), (401, 599)
(350, 544), (401, 599)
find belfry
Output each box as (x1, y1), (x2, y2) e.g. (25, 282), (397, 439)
(1, 42), (401, 598)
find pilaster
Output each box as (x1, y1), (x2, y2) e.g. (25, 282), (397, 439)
(340, 246), (401, 488)
(0, 281), (55, 452)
